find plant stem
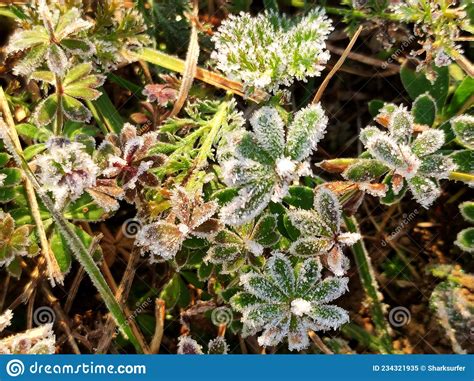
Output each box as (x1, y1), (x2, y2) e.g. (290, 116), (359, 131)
(0, 87), (63, 286)
(449, 171), (474, 184)
(54, 75), (63, 136)
(0, 116), (142, 353)
(343, 215), (393, 354)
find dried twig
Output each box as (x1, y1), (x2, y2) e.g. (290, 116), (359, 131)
(308, 330), (333, 354)
(149, 299), (165, 354)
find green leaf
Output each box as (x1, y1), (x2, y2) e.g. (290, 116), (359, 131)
(459, 201), (474, 223)
(455, 227), (474, 253)
(286, 103), (327, 161)
(314, 187), (340, 233)
(450, 150), (474, 174)
(230, 292), (261, 312)
(236, 132), (274, 165)
(34, 95), (58, 126)
(252, 214), (280, 247)
(307, 277), (349, 303)
(445, 77), (474, 118)
(15, 123), (52, 142)
(283, 186), (314, 210)
(46, 44), (68, 75)
(61, 39), (94, 55)
(408, 175), (440, 208)
(250, 106), (285, 160)
(368, 99), (385, 117)
(309, 305), (349, 328)
(0, 168), (22, 186)
(266, 253), (294, 294)
(62, 94), (91, 122)
(295, 258), (322, 294)
(64, 62), (93, 86)
(63, 193), (107, 221)
(49, 227), (73, 273)
(23, 143), (47, 161)
(87, 89), (123, 134)
(400, 62), (449, 109)
(412, 93), (436, 126)
(0, 187), (18, 203)
(159, 273), (190, 309)
(30, 70), (55, 84)
(411, 129), (445, 157)
(7, 257), (22, 278)
(0, 153), (10, 167)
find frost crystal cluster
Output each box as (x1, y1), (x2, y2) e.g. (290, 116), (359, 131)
(288, 188), (361, 276)
(34, 139), (99, 210)
(220, 104), (328, 225)
(211, 9), (333, 93)
(231, 253), (349, 351)
(345, 104), (456, 208)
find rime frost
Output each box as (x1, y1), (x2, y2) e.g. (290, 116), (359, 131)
(349, 103), (456, 208)
(136, 186), (222, 261)
(288, 187), (360, 275)
(219, 104), (328, 226)
(211, 9), (333, 93)
(33, 139), (99, 210)
(231, 253), (349, 351)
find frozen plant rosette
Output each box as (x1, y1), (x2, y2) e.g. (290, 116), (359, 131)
(231, 253), (349, 351)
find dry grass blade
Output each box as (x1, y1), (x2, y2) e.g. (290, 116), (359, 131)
(312, 26), (364, 104)
(169, 0), (200, 118)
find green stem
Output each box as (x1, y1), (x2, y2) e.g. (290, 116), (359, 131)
(343, 215), (393, 354)
(449, 171), (474, 184)
(54, 75), (63, 136)
(0, 122), (142, 353)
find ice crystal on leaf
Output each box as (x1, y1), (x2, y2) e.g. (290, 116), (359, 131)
(33, 139), (99, 210)
(211, 9), (333, 93)
(288, 187), (360, 276)
(0, 211), (39, 268)
(136, 186), (222, 261)
(95, 123), (164, 203)
(205, 214), (280, 273)
(0, 310), (13, 332)
(346, 104), (456, 208)
(451, 115), (474, 150)
(231, 253), (349, 351)
(6, 0), (94, 76)
(32, 62), (105, 126)
(219, 104), (328, 226)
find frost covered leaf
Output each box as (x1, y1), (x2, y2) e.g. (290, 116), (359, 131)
(250, 107), (285, 159)
(388, 106), (413, 143)
(459, 201), (474, 223)
(411, 129), (445, 157)
(287, 187), (359, 275)
(137, 186), (221, 261)
(418, 154), (456, 179)
(342, 159), (389, 182)
(0, 211), (39, 268)
(33, 95), (57, 127)
(219, 105), (327, 226)
(0, 310), (13, 332)
(230, 252), (349, 351)
(286, 103), (328, 161)
(451, 115), (474, 150)
(455, 228), (474, 253)
(407, 175), (440, 209)
(211, 9), (332, 93)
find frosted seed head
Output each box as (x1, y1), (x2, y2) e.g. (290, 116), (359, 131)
(177, 336), (203, 355)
